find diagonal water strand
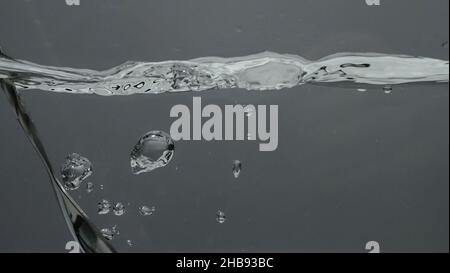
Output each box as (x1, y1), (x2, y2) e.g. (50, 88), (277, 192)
(0, 78), (116, 253)
(0, 51), (448, 96)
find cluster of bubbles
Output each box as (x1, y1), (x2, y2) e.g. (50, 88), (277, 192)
(97, 199), (155, 218)
(60, 129), (241, 244)
(86, 182), (94, 193)
(60, 131), (176, 191)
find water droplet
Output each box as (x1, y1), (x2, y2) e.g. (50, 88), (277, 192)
(216, 210), (226, 224)
(127, 240), (133, 247)
(100, 184), (104, 190)
(130, 130), (175, 174)
(139, 205), (156, 216)
(86, 182), (94, 193)
(383, 85), (392, 94)
(60, 153), (93, 190)
(97, 199), (111, 215)
(113, 202), (126, 216)
(232, 160), (242, 179)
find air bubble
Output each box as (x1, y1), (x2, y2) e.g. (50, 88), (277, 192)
(216, 210), (226, 224)
(383, 85), (393, 94)
(60, 153), (93, 190)
(101, 225), (119, 241)
(97, 199), (111, 215)
(232, 160), (242, 179)
(86, 182), (94, 193)
(101, 228), (114, 240)
(139, 205), (156, 216)
(113, 202), (126, 216)
(130, 130), (175, 174)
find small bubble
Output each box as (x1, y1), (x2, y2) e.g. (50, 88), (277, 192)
(97, 199), (111, 215)
(127, 240), (133, 247)
(101, 225), (119, 241)
(357, 88), (367, 92)
(139, 205), (156, 216)
(232, 160), (242, 179)
(101, 228), (114, 240)
(134, 81), (145, 89)
(86, 182), (94, 193)
(383, 85), (393, 94)
(113, 202), (126, 216)
(100, 184), (104, 190)
(216, 210), (226, 224)
(130, 130), (175, 174)
(60, 153), (93, 190)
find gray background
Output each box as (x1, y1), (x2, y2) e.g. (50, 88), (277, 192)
(0, 0), (448, 252)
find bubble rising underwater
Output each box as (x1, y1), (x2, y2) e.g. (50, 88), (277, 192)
(130, 130), (175, 174)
